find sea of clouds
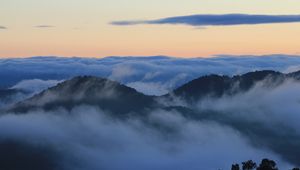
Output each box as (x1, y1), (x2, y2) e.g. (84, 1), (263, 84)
(0, 106), (292, 170)
(1, 55), (300, 169)
(1, 55), (300, 95)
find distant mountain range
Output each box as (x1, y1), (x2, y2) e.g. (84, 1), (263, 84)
(7, 70), (300, 114)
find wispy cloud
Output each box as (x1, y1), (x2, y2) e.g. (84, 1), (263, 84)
(0, 26), (7, 29)
(35, 25), (55, 28)
(111, 14), (300, 27)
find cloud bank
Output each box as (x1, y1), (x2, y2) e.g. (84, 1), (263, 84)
(1, 65), (300, 169)
(193, 79), (300, 165)
(0, 106), (290, 170)
(11, 79), (62, 94)
(1, 55), (300, 95)
(111, 14), (300, 27)
(0, 26), (7, 29)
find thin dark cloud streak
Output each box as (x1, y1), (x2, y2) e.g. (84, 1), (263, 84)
(35, 25), (55, 28)
(0, 26), (7, 29)
(111, 14), (300, 27)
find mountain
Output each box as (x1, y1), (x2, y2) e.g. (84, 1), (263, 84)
(9, 70), (300, 114)
(166, 70), (300, 165)
(287, 70), (300, 80)
(10, 76), (157, 115)
(8, 70), (300, 114)
(168, 70), (289, 102)
(5, 70), (300, 166)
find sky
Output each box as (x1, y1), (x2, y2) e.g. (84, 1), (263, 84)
(1, 0), (300, 58)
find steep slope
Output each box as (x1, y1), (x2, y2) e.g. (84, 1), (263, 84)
(10, 76), (156, 115)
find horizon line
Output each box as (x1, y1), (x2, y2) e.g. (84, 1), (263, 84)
(1, 53), (300, 60)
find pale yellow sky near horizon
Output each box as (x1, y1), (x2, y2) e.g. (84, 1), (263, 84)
(1, 0), (300, 58)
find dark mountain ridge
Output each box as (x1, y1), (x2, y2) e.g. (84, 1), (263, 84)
(8, 70), (300, 114)
(169, 70), (297, 102)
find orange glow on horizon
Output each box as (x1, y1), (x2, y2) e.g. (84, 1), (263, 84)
(1, 0), (300, 58)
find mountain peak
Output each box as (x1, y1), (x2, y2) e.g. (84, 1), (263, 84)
(10, 76), (156, 115)
(170, 70), (288, 102)
(171, 74), (232, 101)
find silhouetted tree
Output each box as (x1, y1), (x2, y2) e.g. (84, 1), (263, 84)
(242, 160), (257, 170)
(292, 168), (300, 170)
(256, 158), (278, 170)
(231, 164), (240, 170)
